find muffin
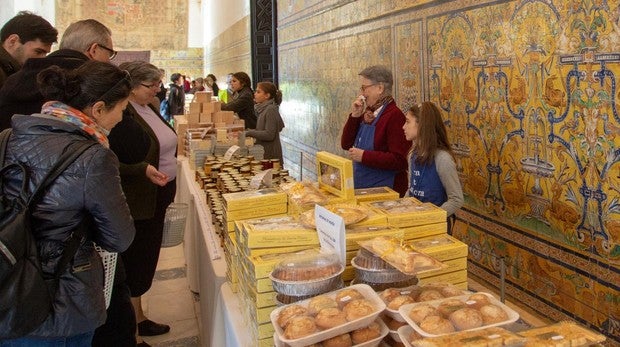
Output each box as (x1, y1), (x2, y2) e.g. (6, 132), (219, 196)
(343, 299), (376, 321)
(467, 293), (491, 309)
(322, 333), (353, 347)
(449, 308), (484, 330)
(386, 317), (407, 331)
(387, 294), (415, 310)
(315, 307), (347, 329)
(417, 289), (444, 302)
(380, 288), (402, 303)
(408, 303), (440, 324)
(479, 304), (509, 324)
(307, 295), (338, 315)
(436, 298), (466, 317)
(277, 304), (308, 328)
(351, 321), (382, 344)
(335, 288), (364, 308)
(419, 315), (455, 335)
(283, 315), (317, 339)
(439, 285), (463, 297)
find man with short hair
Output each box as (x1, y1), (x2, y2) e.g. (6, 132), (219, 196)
(0, 11), (57, 87)
(0, 18), (117, 129)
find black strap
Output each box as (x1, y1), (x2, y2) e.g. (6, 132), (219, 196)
(0, 128), (12, 167)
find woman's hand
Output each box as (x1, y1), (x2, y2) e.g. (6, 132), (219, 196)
(146, 164), (169, 186)
(350, 95), (366, 118)
(348, 147), (364, 162)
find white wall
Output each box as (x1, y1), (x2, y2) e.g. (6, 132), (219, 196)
(188, 0), (203, 48)
(0, 0), (55, 28)
(203, 0), (249, 43)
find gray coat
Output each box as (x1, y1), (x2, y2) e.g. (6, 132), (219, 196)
(246, 99), (285, 163)
(3, 114), (135, 337)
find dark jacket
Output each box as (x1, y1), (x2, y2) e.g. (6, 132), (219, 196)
(108, 103), (176, 220)
(3, 114), (135, 337)
(246, 99), (285, 162)
(0, 45), (21, 89)
(222, 86), (257, 129)
(0, 49), (89, 130)
(168, 83), (185, 117)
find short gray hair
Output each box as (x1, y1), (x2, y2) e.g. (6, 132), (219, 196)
(359, 65), (393, 95)
(60, 19), (112, 52)
(118, 61), (162, 88)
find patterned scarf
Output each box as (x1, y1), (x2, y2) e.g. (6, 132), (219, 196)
(41, 101), (110, 148)
(363, 95), (394, 124)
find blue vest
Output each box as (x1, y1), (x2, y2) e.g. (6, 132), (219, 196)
(408, 155), (446, 207)
(352, 105), (396, 189)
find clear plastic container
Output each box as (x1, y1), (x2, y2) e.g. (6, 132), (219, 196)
(270, 251), (344, 296)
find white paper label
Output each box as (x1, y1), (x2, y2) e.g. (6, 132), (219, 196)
(315, 205), (346, 265)
(223, 145), (240, 161)
(249, 169), (272, 190)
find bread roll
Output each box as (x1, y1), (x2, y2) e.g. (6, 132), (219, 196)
(467, 293), (491, 309)
(343, 299), (375, 321)
(419, 315), (455, 335)
(322, 333), (352, 347)
(449, 308), (484, 330)
(351, 321), (381, 344)
(315, 307), (347, 329)
(283, 315), (317, 339)
(417, 289), (444, 302)
(439, 285), (463, 297)
(335, 288), (364, 308)
(387, 294), (415, 310)
(479, 304), (509, 324)
(277, 304), (308, 328)
(437, 298), (466, 317)
(307, 295), (338, 315)
(380, 288), (402, 303)
(408, 303), (440, 324)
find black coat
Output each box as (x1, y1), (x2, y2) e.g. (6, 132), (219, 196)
(221, 86), (257, 129)
(0, 49), (89, 130)
(168, 83), (185, 116)
(4, 114), (135, 337)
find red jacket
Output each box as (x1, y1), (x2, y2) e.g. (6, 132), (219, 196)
(341, 101), (412, 196)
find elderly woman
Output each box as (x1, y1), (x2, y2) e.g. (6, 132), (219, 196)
(341, 65), (411, 196)
(221, 71), (257, 129)
(0, 61), (135, 345)
(107, 61), (177, 345)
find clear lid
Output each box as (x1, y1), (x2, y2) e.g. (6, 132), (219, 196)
(271, 251), (343, 282)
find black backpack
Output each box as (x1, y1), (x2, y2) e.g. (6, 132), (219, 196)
(0, 129), (94, 339)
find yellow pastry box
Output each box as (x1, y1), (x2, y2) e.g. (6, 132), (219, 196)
(241, 216), (319, 249)
(316, 151), (355, 200)
(354, 186), (399, 203)
(409, 234), (468, 261)
(222, 187), (287, 211)
(363, 198), (447, 227)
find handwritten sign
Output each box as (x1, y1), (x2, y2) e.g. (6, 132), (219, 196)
(314, 205), (346, 265)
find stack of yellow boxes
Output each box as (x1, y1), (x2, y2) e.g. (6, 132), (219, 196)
(234, 216), (321, 347)
(361, 197), (468, 288)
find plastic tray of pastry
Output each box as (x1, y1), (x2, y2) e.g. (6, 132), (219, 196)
(516, 321), (606, 346)
(270, 284), (387, 347)
(398, 292), (519, 337)
(399, 325), (526, 347)
(270, 251), (345, 296)
(380, 283), (469, 322)
(358, 236), (445, 275)
(273, 318), (389, 347)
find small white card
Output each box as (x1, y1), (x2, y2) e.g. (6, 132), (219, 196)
(223, 145), (240, 161)
(314, 205), (346, 265)
(249, 169), (273, 190)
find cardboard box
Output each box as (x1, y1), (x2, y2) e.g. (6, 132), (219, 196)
(245, 247), (320, 279)
(193, 91), (212, 102)
(416, 257), (467, 278)
(189, 102), (201, 114)
(242, 220), (319, 249)
(316, 151), (355, 200)
(223, 188), (288, 211)
(401, 222), (447, 240)
(344, 225), (401, 250)
(224, 203), (287, 221)
(363, 199), (447, 227)
(355, 186), (400, 203)
(409, 234), (468, 261)
(199, 112), (212, 123)
(202, 102), (214, 114)
(417, 269), (467, 285)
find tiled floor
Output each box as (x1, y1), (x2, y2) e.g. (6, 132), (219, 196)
(141, 244), (200, 347)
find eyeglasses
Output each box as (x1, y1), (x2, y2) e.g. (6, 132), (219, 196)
(140, 83), (159, 89)
(98, 43), (118, 60)
(360, 84), (376, 92)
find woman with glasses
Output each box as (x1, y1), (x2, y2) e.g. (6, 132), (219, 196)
(107, 61), (177, 346)
(341, 65), (412, 196)
(0, 61), (135, 346)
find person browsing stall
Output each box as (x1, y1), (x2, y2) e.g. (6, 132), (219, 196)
(403, 102), (464, 230)
(246, 81), (285, 163)
(221, 71), (257, 129)
(341, 65), (411, 196)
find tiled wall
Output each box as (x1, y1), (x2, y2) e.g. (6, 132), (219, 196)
(277, 0), (619, 341)
(54, 0), (204, 79)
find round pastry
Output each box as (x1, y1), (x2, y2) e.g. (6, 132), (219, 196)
(417, 289), (444, 302)
(386, 317), (407, 331)
(408, 303), (440, 324)
(315, 307), (347, 329)
(449, 308), (484, 330)
(283, 315), (317, 339)
(419, 315), (455, 335)
(380, 288), (402, 303)
(479, 304), (509, 324)
(351, 321), (381, 344)
(343, 299), (376, 321)
(322, 333), (353, 347)
(307, 295), (338, 315)
(439, 285), (463, 297)
(387, 294), (415, 310)
(437, 298), (466, 317)
(467, 293), (491, 309)
(277, 304), (308, 328)
(335, 288), (364, 308)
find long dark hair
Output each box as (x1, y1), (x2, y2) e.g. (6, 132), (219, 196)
(232, 71), (252, 90)
(257, 81), (283, 105)
(37, 61), (131, 111)
(408, 101), (454, 165)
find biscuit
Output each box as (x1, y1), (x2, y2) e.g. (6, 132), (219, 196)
(283, 315), (317, 339)
(307, 295), (338, 315)
(343, 299), (375, 321)
(419, 315), (455, 335)
(449, 308), (484, 330)
(277, 304), (308, 328)
(322, 333), (352, 347)
(417, 289), (444, 302)
(387, 294), (415, 310)
(408, 303), (440, 324)
(315, 307), (347, 329)
(479, 304), (509, 324)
